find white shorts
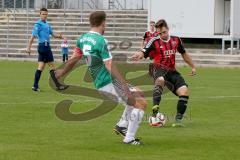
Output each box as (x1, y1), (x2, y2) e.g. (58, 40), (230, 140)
(98, 80), (137, 105)
(98, 83), (124, 103)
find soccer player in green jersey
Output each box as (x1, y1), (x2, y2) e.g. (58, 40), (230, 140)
(52, 11), (147, 145)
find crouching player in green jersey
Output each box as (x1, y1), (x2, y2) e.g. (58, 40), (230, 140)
(51, 11), (147, 145)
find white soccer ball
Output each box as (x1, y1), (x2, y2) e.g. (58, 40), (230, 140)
(148, 112), (166, 127)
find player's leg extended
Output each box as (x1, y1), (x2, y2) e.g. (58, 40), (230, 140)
(114, 104), (133, 137)
(97, 83), (132, 138)
(168, 71), (189, 127)
(99, 81), (146, 145)
(175, 86), (189, 121)
(32, 62), (45, 91)
(152, 76), (164, 116)
(123, 87), (147, 145)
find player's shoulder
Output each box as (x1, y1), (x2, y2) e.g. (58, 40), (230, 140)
(170, 36), (184, 46)
(45, 20), (51, 26)
(144, 31), (149, 34)
(170, 35), (182, 41)
(148, 36), (160, 43)
(34, 19), (42, 26)
(170, 35), (180, 39)
(145, 36), (160, 48)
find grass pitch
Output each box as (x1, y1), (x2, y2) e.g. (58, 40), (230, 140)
(0, 61), (240, 160)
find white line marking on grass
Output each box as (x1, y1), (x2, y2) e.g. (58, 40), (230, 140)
(0, 95), (240, 105)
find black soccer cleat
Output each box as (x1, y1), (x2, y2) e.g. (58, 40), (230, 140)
(32, 87), (40, 92)
(172, 113), (185, 127)
(124, 138), (142, 145)
(113, 125), (127, 138)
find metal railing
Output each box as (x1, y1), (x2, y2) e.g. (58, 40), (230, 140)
(83, 0), (98, 9)
(0, 0), (146, 10)
(3, 0), (34, 8)
(109, 0), (126, 10)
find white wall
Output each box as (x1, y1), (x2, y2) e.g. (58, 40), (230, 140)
(214, 0), (225, 34)
(232, 0), (240, 37)
(149, 0), (216, 38)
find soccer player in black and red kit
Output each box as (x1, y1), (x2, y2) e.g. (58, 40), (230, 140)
(131, 19), (196, 127)
(141, 21), (158, 49)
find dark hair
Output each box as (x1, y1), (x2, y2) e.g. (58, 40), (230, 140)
(155, 19), (168, 29)
(89, 11), (106, 27)
(150, 21), (155, 24)
(40, 8), (48, 12)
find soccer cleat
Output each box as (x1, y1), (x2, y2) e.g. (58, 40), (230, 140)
(152, 105), (159, 117)
(124, 138), (142, 145)
(113, 125), (127, 138)
(172, 121), (185, 127)
(32, 87), (40, 92)
(172, 114), (185, 127)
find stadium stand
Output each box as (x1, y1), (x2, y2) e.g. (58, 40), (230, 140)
(0, 9), (240, 67)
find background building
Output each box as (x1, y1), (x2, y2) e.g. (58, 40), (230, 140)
(149, 0), (240, 53)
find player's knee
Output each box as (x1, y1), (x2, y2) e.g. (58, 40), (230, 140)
(38, 62), (45, 70)
(155, 76), (165, 86)
(38, 65), (45, 71)
(48, 63), (55, 70)
(176, 85), (188, 96)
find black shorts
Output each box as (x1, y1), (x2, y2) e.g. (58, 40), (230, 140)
(152, 67), (188, 94)
(38, 43), (54, 63)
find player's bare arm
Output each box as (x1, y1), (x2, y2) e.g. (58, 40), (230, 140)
(181, 52), (196, 76)
(104, 59), (136, 106)
(104, 59), (128, 87)
(130, 51), (144, 61)
(26, 36), (35, 54)
(55, 47), (82, 79)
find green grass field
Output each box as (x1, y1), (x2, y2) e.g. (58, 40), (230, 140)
(0, 60), (240, 160)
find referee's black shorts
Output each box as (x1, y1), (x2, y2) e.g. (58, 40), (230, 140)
(37, 43), (54, 63)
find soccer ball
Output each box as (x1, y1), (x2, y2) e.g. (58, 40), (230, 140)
(148, 112), (166, 127)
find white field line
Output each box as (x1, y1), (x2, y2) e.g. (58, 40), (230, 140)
(0, 95), (240, 105)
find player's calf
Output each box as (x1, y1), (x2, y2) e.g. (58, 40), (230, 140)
(176, 95), (189, 120)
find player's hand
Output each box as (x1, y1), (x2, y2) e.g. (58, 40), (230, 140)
(121, 84), (135, 105)
(188, 68), (197, 76)
(55, 69), (64, 79)
(26, 48), (31, 55)
(129, 51), (144, 61)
